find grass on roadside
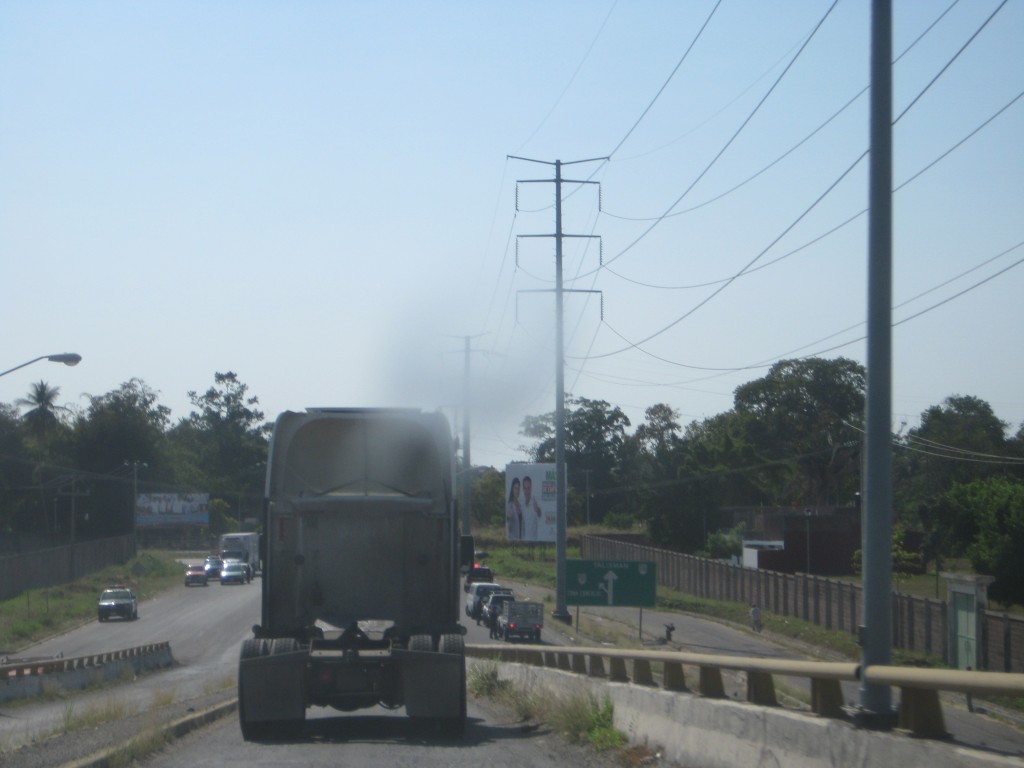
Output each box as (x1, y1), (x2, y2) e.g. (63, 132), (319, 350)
(468, 661), (626, 750)
(480, 543), (570, 590)
(105, 721), (174, 768)
(55, 697), (135, 738)
(203, 674), (237, 696)
(549, 690), (626, 750)
(150, 686), (178, 708)
(0, 550), (189, 653)
(19, 668), (230, 757)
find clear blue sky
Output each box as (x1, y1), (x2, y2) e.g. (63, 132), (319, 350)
(2, 1), (1021, 470)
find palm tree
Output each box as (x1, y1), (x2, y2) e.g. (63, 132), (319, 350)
(17, 380), (63, 439)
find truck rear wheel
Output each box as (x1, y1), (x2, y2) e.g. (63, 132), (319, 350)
(410, 633), (434, 652)
(268, 638), (305, 738)
(239, 638), (305, 741)
(438, 633), (466, 736)
(439, 633), (464, 655)
(238, 638), (270, 741)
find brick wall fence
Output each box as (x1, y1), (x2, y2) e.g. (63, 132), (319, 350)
(0, 535), (136, 603)
(582, 534), (1023, 673)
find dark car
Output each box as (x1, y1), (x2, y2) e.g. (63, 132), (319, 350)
(97, 587), (138, 622)
(463, 565), (494, 592)
(203, 557), (223, 579)
(222, 558), (252, 583)
(483, 592), (516, 631)
(220, 561), (247, 585)
(465, 583), (512, 623)
(184, 563), (208, 587)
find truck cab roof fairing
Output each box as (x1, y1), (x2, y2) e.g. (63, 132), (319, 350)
(266, 410), (452, 502)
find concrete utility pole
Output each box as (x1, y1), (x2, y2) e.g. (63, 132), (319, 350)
(508, 154), (607, 623)
(126, 461), (146, 544)
(584, 469), (591, 527)
(460, 334), (487, 535)
(56, 475), (90, 543)
(859, 0), (896, 726)
(463, 336), (473, 535)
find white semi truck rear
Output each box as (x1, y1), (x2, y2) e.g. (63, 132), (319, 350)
(237, 408), (471, 739)
(219, 532), (260, 577)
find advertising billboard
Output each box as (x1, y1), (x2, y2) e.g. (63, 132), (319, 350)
(504, 463), (557, 542)
(135, 493), (210, 527)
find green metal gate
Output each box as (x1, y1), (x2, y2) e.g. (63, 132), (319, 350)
(951, 590), (977, 670)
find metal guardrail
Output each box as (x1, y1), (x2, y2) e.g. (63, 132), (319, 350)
(863, 665), (1024, 738)
(0, 642), (170, 680)
(466, 643), (1024, 738)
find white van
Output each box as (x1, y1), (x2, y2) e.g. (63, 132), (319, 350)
(464, 583), (512, 622)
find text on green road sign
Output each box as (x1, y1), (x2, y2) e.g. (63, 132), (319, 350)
(565, 560), (656, 607)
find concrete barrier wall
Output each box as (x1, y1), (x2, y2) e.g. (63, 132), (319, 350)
(477, 659), (1018, 768)
(0, 642), (173, 704)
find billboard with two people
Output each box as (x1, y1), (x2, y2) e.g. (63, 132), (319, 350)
(504, 463), (557, 542)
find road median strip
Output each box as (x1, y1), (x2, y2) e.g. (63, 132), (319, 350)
(59, 698), (237, 768)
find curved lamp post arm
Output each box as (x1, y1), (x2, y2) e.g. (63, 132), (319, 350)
(0, 353), (82, 379)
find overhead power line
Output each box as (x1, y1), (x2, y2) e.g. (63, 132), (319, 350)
(592, 0), (842, 275)
(601, 0), (962, 225)
(842, 419), (1024, 465)
(604, 0), (724, 160)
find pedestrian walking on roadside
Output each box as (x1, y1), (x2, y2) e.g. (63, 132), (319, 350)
(750, 603), (762, 633)
(489, 607), (502, 640)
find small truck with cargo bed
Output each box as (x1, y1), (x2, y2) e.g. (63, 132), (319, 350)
(237, 408), (472, 739)
(497, 600), (543, 642)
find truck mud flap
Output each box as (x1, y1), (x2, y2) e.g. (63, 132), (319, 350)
(393, 648), (464, 718)
(239, 646), (307, 723)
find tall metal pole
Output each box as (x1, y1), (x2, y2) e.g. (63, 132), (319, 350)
(508, 153), (607, 624)
(553, 159), (570, 622)
(859, 0), (895, 724)
(462, 336), (473, 535)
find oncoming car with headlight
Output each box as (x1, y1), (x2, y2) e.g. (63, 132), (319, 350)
(97, 586), (138, 622)
(184, 563), (208, 587)
(220, 561), (248, 585)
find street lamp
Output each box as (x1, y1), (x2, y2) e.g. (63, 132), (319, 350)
(0, 353), (82, 378)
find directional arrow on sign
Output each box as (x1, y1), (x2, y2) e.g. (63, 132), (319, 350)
(566, 560), (656, 607)
(599, 570), (618, 605)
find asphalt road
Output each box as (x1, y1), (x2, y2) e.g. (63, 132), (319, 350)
(2, 569), (1022, 767)
(138, 694), (627, 768)
(24, 567), (262, 692)
(2, 571), (631, 768)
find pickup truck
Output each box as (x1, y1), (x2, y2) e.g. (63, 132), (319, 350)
(465, 583), (512, 624)
(496, 600), (543, 643)
(482, 592), (516, 634)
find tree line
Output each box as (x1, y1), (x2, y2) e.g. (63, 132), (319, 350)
(472, 357), (1024, 605)
(3, 358), (1023, 604)
(0, 372), (268, 547)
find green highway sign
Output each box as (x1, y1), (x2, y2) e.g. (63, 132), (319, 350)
(566, 560), (656, 607)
